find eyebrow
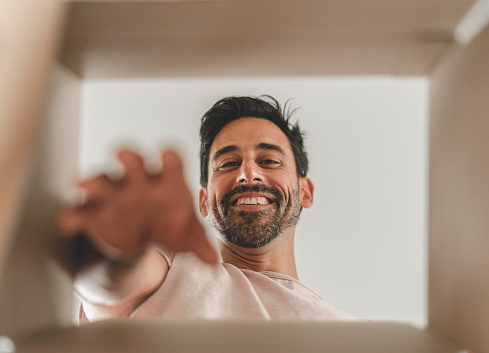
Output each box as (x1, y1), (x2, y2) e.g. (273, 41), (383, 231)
(257, 143), (286, 155)
(212, 143), (286, 163)
(212, 145), (240, 163)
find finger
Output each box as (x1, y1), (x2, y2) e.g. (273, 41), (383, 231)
(56, 208), (92, 236)
(186, 222), (219, 265)
(78, 174), (115, 203)
(117, 149), (148, 183)
(161, 150), (184, 182)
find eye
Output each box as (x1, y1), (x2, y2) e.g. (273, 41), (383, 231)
(259, 159), (280, 166)
(218, 160), (240, 170)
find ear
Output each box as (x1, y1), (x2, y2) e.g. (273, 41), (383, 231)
(299, 177), (314, 208)
(199, 187), (209, 217)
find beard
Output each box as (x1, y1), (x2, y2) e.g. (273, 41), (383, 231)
(207, 184), (301, 249)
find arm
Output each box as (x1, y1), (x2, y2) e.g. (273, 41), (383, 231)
(74, 247), (168, 321)
(58, 149), (217, 321)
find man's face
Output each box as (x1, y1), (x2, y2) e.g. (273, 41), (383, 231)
(199, 117), (313, 249)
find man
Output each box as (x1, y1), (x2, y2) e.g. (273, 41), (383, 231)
(58, 96), (356, 322)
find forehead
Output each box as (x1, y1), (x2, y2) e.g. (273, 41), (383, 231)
(210, 117), (292, 155)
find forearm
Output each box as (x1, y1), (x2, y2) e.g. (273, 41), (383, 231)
(74, 247), (168, 320)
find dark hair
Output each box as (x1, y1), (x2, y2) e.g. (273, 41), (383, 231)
(199, 96), (309, 187)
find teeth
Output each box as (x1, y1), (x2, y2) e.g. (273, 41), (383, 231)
(236, 197), (269, 205)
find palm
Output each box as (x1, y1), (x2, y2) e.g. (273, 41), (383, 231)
(58, 149), (217, 264)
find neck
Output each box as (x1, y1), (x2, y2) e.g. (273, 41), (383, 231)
(218, 229), (299, 279)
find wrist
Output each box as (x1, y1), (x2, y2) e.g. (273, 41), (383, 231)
(74, 233), (146, 271)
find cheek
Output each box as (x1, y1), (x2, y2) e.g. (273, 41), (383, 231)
(209, 190), (224, 209)
(212, 177), (235, 198)
(207, 191), (217, 206)
(274, 175), (297, 193)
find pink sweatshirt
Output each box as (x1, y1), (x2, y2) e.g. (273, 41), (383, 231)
(128, 252), (357, 321)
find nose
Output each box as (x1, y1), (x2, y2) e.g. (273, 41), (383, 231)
(237, 160), (263, 184)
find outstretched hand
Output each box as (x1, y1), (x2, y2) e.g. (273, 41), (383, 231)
(57, 149), (218, 265)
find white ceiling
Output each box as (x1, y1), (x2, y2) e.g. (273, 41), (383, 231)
(60, 0), (477, 78)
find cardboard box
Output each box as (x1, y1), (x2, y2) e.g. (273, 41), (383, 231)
(1, 1), (487, 352)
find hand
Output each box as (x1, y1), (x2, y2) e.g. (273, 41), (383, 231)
(57, 149), (218, 265)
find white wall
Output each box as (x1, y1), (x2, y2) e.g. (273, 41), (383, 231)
(80, 76), (428, 326)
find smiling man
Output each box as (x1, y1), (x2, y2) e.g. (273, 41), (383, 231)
(59, 96), (356, 322)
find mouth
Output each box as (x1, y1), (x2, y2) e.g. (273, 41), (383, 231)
(230, 194), (275, 209)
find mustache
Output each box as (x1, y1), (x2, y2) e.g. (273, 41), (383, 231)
(220, 184), (282, 207)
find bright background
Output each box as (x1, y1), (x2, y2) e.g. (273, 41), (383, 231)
(79, 76), (428, 326)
